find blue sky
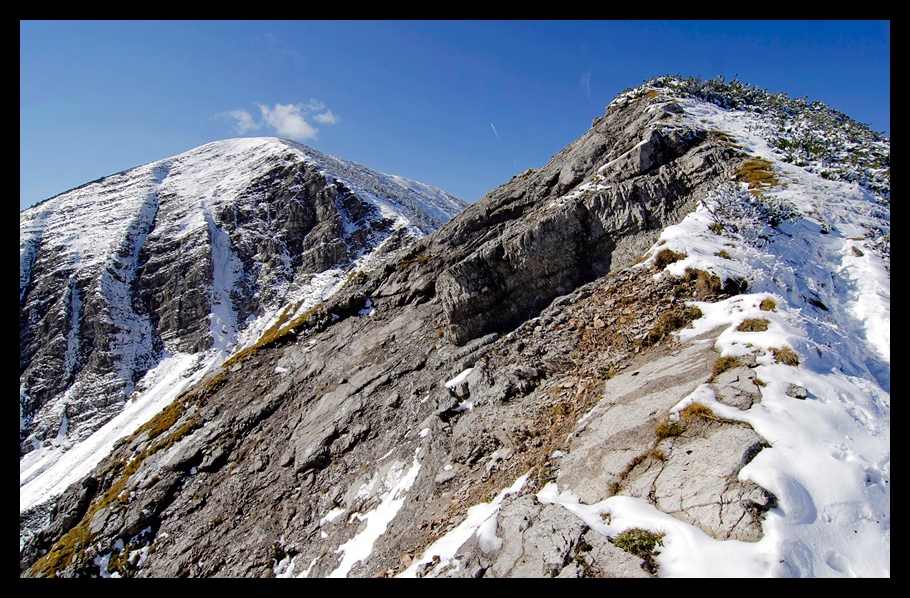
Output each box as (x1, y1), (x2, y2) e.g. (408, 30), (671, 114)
(20, 21), (890, 211)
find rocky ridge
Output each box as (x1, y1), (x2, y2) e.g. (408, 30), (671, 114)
(20, 77), (889, 577)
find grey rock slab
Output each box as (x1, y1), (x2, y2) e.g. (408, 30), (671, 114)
(558, 335), (718, 504)
(453, 494), (588, 578)
(558, 328), (773, 543)
(649, 424), (769, 542)
(713, 366), (762, 410)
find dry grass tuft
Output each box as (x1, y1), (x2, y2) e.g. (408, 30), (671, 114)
(655, 419), (685, 439)
(772, 347), (800, 366)
(736, 318), (770, 332)
(648, 448), (666, 461)
(641, 306), (702, 347)
(711, 356), (740, 380)
(654, 248), (686, 270)
(759, 298), (777, 312)
(685, 268), (724, 296)
(397, 253), (433, 271)
(679, 403), (716, 422)
(737, 158), (779, 190)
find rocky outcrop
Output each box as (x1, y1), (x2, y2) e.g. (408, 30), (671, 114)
(20, 166), (165, 450)
(448, 496), (652, 578)
(558, 335), (774, 543)
(429, 94), (738, 344)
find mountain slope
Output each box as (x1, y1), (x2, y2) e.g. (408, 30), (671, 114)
(19, 138), (465, 512)
(20, 77), (889, 578)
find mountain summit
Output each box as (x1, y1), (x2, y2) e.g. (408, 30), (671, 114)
(20, 77), (889, 578)
(19, 137), (465, 496)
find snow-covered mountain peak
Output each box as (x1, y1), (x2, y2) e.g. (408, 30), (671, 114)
(20, 138), (466, 514)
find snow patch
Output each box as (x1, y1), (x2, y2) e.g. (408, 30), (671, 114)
(327, 449), (422, 578)
(444, 368), (473, 389)
(398, 471), (529, 577)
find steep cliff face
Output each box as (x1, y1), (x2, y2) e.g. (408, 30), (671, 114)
(19, 138), (465, 457)
(20, 78), (890, 578)
(431, 96), (736, 345)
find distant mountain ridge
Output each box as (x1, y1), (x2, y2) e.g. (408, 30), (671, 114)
(19, 137), (465, 462)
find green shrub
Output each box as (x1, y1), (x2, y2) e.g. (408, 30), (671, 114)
(612, 528), (665, 559)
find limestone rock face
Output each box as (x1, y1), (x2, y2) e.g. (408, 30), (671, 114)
(432, 93), (737, 345)
(559, 342), (774, 543)
(22, 85), (797, 579)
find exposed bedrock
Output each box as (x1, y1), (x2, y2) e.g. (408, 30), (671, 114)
(433, 99), (738, 345)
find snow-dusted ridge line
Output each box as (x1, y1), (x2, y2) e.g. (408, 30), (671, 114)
(279, 139), (465, 234)
(672, 95), (889, 378)
(637, 75), (889, 206)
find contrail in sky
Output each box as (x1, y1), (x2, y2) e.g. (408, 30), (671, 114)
(490, 122), (500, 141)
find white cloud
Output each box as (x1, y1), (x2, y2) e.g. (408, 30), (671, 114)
(263, 32), (305, 62)
(258, 103), (319, 140)
(226, 109), (260, 133)
(303, 99), (326, 112)
(580, 71), (592, 100)
(314, 110), (340, 125)
(218, 100), (340, 141)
